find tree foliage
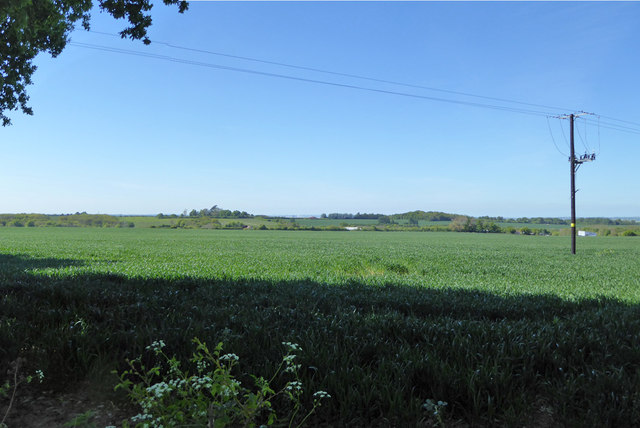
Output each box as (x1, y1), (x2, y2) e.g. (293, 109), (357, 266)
(392, 210), (455, 222)
(183, 206), (254, 219)
(0, 0), (188, 126)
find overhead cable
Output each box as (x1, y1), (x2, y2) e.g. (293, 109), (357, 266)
(87, 30), (574, 113)
(72, 33), (640, 134)
(69, 41), (558, 118)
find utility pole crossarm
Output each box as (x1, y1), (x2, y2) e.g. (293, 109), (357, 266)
(552, 111), (594, 120)
(574, 153), (596, 164)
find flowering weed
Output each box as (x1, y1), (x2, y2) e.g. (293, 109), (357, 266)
(114, 339), (329, 427)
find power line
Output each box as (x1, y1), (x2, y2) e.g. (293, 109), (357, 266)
(70, 35), (640, 134)
(582, 118), (640, 135)
(558, 116), (570, 146)
(68, 41), (559, 118)
(584, 117), (591, 153)
(598, 114), (640, 129)
(589, 118), (640, 132)
(87, 30), (575, 114)
(574, 119), (590, 153)
(597, 115), (601, 155)
(546, 116), (567, 157)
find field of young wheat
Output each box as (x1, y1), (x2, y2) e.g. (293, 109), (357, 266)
(1, 228), (639, 426)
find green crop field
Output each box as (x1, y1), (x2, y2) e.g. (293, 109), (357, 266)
(2, 228), (640, 426)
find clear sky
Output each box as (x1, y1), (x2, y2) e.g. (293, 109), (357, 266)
(3, 1), (639, 217)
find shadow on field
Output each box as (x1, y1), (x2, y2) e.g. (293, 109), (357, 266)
(0, 253), (85, 272)
(2, 261), (640, 426)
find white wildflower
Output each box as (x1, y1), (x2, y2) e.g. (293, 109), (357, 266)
(282, 342), (301, 352)
(220, 353), (239, 362)
(313, 390), (331, 399)
(146, 381), (171, 399)
(285, 381), (303, 392)
(145, 340), (166, 353)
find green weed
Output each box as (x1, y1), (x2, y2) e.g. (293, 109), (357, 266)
(114, 339), (329, 427)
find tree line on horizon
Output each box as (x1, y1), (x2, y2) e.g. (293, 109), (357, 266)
(320, 211), (638, 226)
(321, 210), (456, 222)
(1, 208), (637, 234)
(152, 206), (639, 227)
(0, 213), (134, 228)
(157, 206), (254, 220)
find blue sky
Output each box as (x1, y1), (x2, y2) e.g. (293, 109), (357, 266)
(2, 1), (639, 217)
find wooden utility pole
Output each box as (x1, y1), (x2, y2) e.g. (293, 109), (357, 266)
(570, 114), (576, 254)
(556, 112), (595, 254)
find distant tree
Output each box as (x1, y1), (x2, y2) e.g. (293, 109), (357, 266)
(449, 216), (465, 232)
(328, 213), (354, 220)
(486, 222), (502, 233)
(354, 213), (382, 220)
(189, 209), (198, 217)
(320, 213), (327, 219)
(450, 216), (476, 232)
(463, 217), (476, 232)
(378, 216), (391, 225)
